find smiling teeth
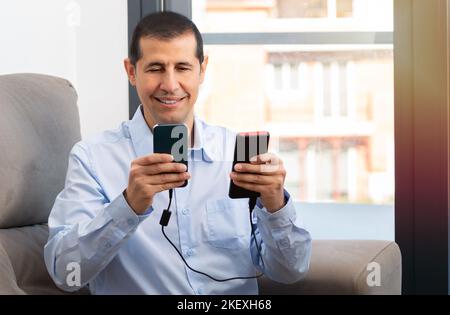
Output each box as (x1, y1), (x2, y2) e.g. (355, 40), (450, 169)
(159, 99), (178, 104)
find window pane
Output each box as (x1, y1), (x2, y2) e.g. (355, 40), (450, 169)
(193, 0), (393, 33)
(278, 0), (328, 18)
(197, 42), (393, 205)
(193, 0), (394, 240)
(273, 63), (283, 90)
(336, 0), (353, 18)
(290, 63), (299, 89)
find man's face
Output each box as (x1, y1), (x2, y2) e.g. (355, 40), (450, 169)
(125, 32), (207, 130)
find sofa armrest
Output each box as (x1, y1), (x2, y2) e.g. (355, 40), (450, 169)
(258, 240), (402, 295)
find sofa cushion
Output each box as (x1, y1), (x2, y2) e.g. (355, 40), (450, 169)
(0, 73), (81, 228)
(258, 240), (402, 295)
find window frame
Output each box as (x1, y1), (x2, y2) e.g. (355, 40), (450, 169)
(394, 0), (450, 294)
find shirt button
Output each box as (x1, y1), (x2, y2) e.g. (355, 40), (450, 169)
(197, 288), (203, 294)
(186, 248), (194, 257)
(127, 218), (135, 226)
(182, 209), (189, 215)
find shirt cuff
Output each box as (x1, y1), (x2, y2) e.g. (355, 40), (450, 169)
(254, 190), (297, 230)
(108, 192), (152, 231)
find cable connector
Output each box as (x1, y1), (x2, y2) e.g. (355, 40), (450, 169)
(159, 189), (174, 227)
(159, 209), (172, 227)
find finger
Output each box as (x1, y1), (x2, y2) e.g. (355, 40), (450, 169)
(250, 152), (280, 165)
(234, 161), (282, 174)
(147, 172), (190, 185)
(230, 172), (273, 185)
(234, 162), (280, 174)
(158, 180), (187, 192)
(231, 180), (264, 193)
(134, 153), (174, 166)
(141, 162), (187, 175)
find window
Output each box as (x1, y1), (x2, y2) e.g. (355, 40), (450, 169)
(273, 63), (283, 90)
(268, 62), (303, 92)
(336, 0), (353, 18)
(276, 0), (353, 19)
(277, 0), (328, 18)
(134, 0), (450, 294)
(320, 61), (349, 118)
(192, 0), (394, 240)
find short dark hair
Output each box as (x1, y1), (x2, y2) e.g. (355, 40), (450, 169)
(129, 11), (204, 66)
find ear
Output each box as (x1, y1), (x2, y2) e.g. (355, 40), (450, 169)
(199, 55), (209, 84)
(124, 58), (137, 86)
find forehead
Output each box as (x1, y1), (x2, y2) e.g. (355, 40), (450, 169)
(138, 32), (198, 64)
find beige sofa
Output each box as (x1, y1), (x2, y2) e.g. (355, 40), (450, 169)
(0, 73), (402, 295)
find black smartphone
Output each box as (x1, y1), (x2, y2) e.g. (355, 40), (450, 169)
(153, 124), (189, 187)
(229, 131), (270, 199)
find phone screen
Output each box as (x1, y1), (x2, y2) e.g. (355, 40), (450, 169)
(153, 124), (189, 187)
(229, 131), (270, 199)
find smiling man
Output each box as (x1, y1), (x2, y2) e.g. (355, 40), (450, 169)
(125, 28), (204, 143)
(44, 11), (311, 295)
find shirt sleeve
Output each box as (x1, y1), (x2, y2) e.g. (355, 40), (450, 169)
(44, 143), (151, 292)
(250, 190), (312, 284)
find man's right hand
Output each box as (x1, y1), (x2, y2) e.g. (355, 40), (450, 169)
(124, 153), (190, 215)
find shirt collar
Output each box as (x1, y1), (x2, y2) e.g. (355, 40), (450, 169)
(127, 105), (217, 163)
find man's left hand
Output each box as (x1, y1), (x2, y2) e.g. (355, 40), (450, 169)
(230, 152), (286, 213)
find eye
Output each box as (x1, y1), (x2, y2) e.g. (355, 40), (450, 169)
(177, 67), (190, 72)
(146, 68), (162, 73)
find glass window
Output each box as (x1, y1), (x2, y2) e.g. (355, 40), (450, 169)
(273, 63), (283, 90)
(193, 0), (392, 33)
(336, 0), (353, 18)
(289, 63), (299, 89)
(277, 0), (328, 18)
(193, 0), (394, 239)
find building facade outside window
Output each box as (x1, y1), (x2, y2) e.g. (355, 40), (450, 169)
(193, 0), (394, 206)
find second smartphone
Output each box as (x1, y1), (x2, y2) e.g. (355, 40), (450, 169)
(229, 131), (270, 199)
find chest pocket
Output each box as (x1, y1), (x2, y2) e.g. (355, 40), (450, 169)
(205, 197), (250, 250)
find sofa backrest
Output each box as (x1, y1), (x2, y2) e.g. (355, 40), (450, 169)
(0, 73), (81, 228)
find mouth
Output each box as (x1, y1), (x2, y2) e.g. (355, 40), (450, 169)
(153, 96), (187, 107)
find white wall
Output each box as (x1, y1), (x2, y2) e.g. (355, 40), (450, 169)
(0, 0), (129, 139)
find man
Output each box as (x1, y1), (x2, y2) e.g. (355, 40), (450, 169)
(44, 11), (311, 295)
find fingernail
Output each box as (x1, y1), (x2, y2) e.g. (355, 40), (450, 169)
(235, 164), (242, 171)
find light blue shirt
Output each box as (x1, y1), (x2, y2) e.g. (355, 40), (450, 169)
(44, 106), (311, 295)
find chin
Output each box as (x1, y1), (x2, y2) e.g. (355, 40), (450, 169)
(157, 114), (186, 125)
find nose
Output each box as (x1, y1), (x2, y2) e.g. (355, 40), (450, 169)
(159, 70), (180, 93)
